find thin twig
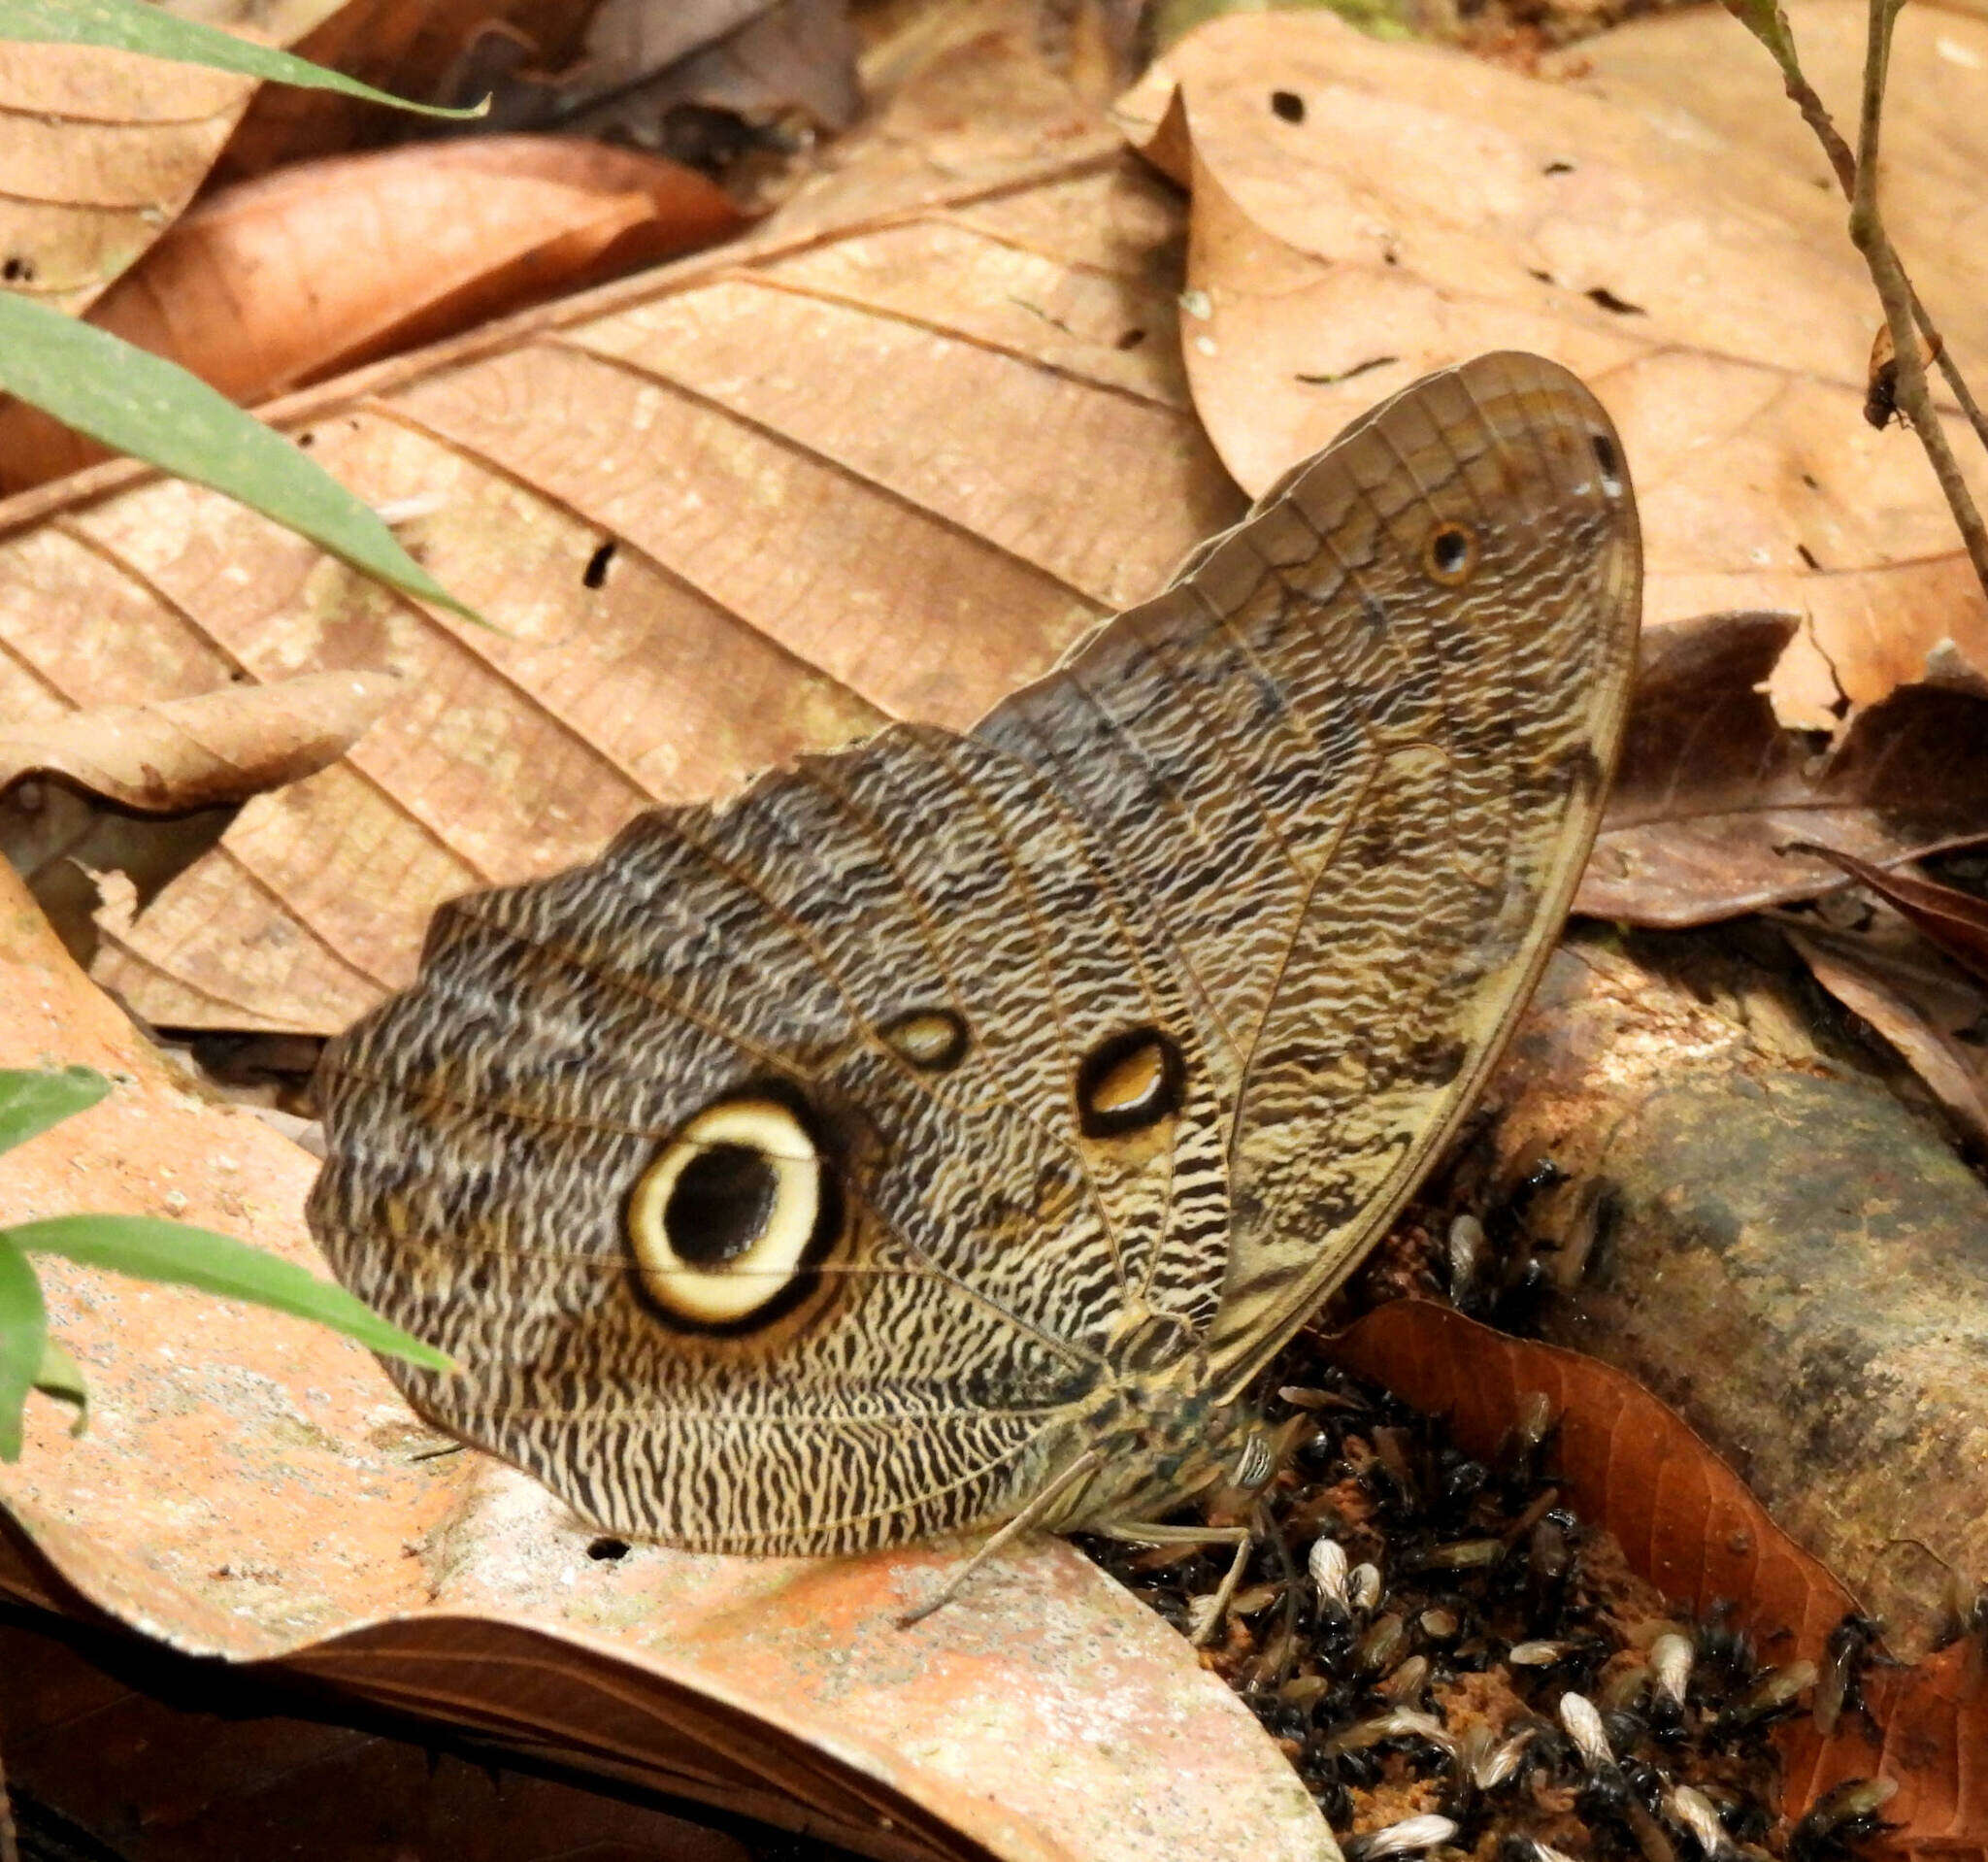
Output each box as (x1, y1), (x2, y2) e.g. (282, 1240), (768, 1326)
(1736, 0), (1988, 591)
(1844, 0), (1988, 594)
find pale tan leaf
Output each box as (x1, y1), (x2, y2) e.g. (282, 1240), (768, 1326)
(1115, 3), (1988, 730)
(0, 17), (1238, 1037)
(0, 137), (746, 489)
(0, 862), (1335, 1862)
(0, 38), (253, 315)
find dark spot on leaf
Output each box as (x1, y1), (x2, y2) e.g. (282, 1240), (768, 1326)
(1586, 286), (1646, 316)
(1272, 89), (1306, 123)
(1797, 543), (1820, 570)
(1116, 327), (1147, 349)
(583, 539), (617, 589)
(587, 1536), (631, 1561)
(1542, 160), (1575, 175)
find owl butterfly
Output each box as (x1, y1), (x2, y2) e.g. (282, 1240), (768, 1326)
(310, 352), (1640, 1613)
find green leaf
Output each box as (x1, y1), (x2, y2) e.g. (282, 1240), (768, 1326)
(0, 1066), (110, 1156)
(0, 293), (480, 623)
(33, 1333), (87, 1437)
(7, 1214), (454, 1372)
(0, 1235), (47, 1462)
(0, 0), (487, 119)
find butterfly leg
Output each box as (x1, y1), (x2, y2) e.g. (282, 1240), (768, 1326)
(1093, 1520), (1254, 1646)
(896, 1447), (1106, 1629)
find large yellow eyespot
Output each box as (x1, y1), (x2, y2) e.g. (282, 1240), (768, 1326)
(627, 1099), (821, 1325)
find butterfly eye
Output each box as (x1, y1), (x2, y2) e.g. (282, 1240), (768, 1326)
(1077, 1028), (1185, 1138)
(1421, 521), (1479, 586)
(881, 1007), (969, 1071)
(627, 1098), (823, 1325)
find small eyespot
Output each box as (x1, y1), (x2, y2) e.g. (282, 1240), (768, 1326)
(1077, 1028), (1185, 1137)
(627, 1098), (824, 1325)
(1422, 521), (1479, 587)
(1590, 430), (1623, 494)
(1272, 89), (1306, 123)
(881, 1007), (969, 1071)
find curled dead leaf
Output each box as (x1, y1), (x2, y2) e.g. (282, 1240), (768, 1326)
(0, 668), (398, 815)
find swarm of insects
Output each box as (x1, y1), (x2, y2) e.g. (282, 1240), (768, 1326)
(1079, 1334), (1897, 1862)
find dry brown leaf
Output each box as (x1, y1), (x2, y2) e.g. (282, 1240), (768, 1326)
(1794, 846), (1988, 984)
(550, 0), (862, 150)
(0, 1616), (759, 1862)
(1114, 4), (1988, 731)
(0, 17), (1236, 1038)
(1788, 914), (1988, 1147)
(1576, 612), (1988, 926)
(0, 138), (746, 491)
(0, 859), (1333, 1861)
(1336, 1302), (1988, 1862)
(212, 0), (603, 183)
(0, 40), (254, 316)
(0, 671), (399, 970)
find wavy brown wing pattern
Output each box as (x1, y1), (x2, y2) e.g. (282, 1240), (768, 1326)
(308, 351), (1640, 1554)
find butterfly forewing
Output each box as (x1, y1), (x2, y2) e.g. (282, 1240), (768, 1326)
(987, 354), (1639, 1386)
(309, 352), (1639, 1552)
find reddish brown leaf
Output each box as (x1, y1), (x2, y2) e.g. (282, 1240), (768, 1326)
(0, 1616), (758, 1862)
(1576, 613), (1988, 926)
(212, 0), (605, 183)
(1786, 917), (1988, 1148)
(1335, 1301), (1987, 1860)
(0, 139), (746, 491)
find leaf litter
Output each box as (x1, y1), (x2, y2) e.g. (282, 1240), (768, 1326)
(3, 2), (1988, 1858)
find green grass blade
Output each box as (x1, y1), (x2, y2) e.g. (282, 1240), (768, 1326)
(0, 1066), (109, 1156)
(7, 1214), (454, 1372)
(0, 293), (480, 622)
(0, 0), (487, 118)
(33, 1332), (86, 1437)
(0, 1234), (47, 1461)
